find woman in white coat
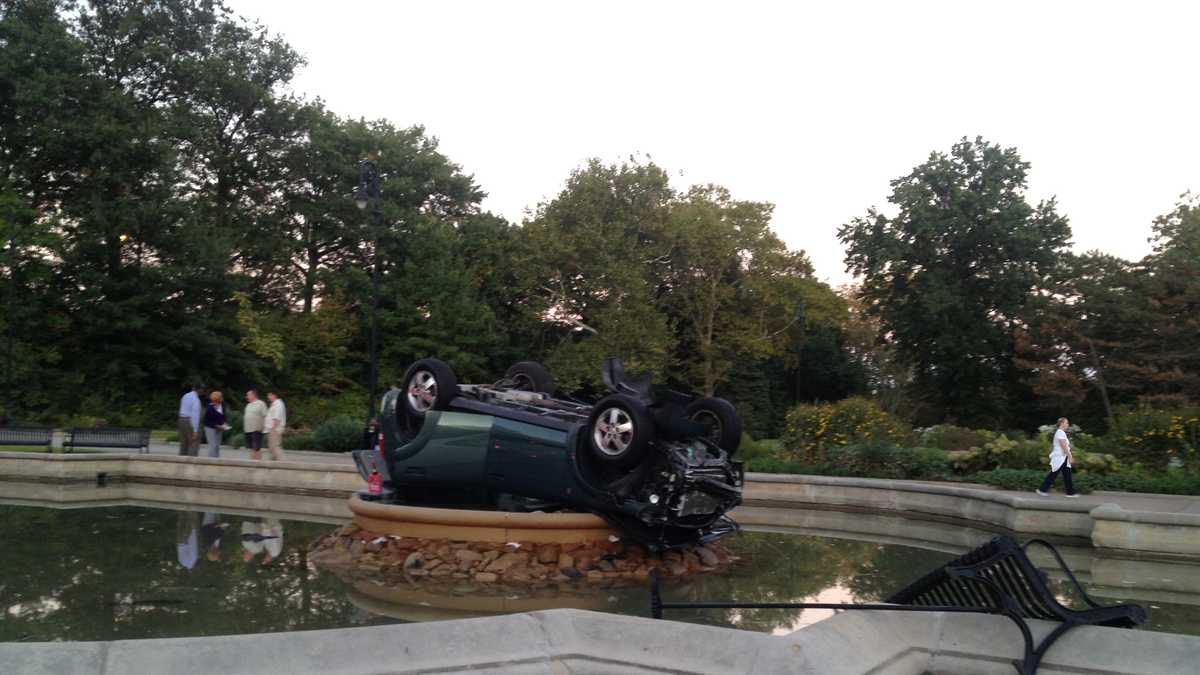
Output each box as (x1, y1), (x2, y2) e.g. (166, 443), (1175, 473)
(1036, 417), (1079, 497)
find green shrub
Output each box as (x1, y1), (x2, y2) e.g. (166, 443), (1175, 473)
(971, 468), (1200, 496)
(745, 456), (843, 476)
(1067, 431), (1105, 453)
(1072, 449), (1124, 475)
(985, 435), (1045, 470)
(970, 468), (1074, 492)
(1087, 471), (1200, 495)
(312, 416), (363, 453)
(63, 415), (111, 428)
(948, 435), (1036, 473)
(737, 434), (781, 462)
(782, 397), (911, 462)
(221, 410), (242, 443)
(902, 446), (952, 479)
(1105, 407), (1200, 472)
(829, 441), (949, 480)
(288, 392), (369, 432)
(919, 425), (993, 452)
(282, 432), (315, 451)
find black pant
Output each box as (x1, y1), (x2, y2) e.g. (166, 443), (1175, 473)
(1039, 465), (1075, 495)
(246, 431), (263, 451)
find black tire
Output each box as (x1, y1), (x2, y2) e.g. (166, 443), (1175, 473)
(587, 394), (655, 469)
(504, 361), (556, 394)
(686, 397), (742, 454)
(400, 358), (458, 418)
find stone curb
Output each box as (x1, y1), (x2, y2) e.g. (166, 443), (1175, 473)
(746, 471), (1093, 512)
(4, 454), (1200, 558)
(742, 471), (1200, 558)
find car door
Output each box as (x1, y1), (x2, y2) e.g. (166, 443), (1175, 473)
(486, 417), (572, 501)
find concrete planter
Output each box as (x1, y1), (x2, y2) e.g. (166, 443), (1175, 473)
(349, 494), (619, 543)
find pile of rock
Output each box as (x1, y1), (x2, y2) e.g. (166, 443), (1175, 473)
(310, 523), (737, 585)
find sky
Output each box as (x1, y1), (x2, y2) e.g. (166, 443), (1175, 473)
(226, 0), (1199, 285)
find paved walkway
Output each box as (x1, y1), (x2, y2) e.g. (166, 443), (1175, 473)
(146, 440), (356, 466)
(796, 475), (1200, 516)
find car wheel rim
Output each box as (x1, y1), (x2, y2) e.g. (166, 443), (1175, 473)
(512, 373), (534, 390)
(594, 407), (634, 457)
(407, 371), (437, 413)
(691, 410), (722, 443)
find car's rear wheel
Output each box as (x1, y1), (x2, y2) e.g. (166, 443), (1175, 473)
(588, 394), (654, 469)
(401, 358), (458, 417)
(504, 361), (556, 394)
(686, 397), (742, 454)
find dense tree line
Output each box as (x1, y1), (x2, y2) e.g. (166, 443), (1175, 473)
(1, 2), (1195, 436)
(839, 137), (1200, 432)
(0, 0), (859, 433)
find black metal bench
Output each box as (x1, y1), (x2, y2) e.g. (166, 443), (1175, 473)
(650, 535), (1145, 675)
(63, 427), (151, 454)
(0, 426), (53, 450)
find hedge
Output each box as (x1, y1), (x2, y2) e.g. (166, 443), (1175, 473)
(969, 468), (1200, 496)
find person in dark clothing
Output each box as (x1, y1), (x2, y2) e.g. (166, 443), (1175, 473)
(203, 391), (228, 458)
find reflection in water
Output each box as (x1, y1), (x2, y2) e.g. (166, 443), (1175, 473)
(2, 504), (1200, 642)
(241, 518), (283, 565)
(1, 505), (398, 642)
(175, 511), (200, 570)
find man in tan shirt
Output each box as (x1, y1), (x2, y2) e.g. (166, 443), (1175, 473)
(243, 390), (268, 460)
(264, 391), (286, 461)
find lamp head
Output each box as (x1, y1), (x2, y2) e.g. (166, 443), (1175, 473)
(354, 188), (369, 210)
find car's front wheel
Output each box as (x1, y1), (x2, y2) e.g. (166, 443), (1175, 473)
(401, 358), (458, 418)
(686, 397), (742, 454)
(587, 394), (655, 469)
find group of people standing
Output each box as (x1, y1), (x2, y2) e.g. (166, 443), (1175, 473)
(177, 383), (286, 460)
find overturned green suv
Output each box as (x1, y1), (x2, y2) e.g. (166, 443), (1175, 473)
(353, 357), (744, 550)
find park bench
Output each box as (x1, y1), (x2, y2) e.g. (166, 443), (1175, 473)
(0, 426), (54, 450)
(63, 426), (151, 454)
(650, 535), (1145, 675)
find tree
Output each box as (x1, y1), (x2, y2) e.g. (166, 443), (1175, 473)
(838, 285), (912, 416)
(516, 159), (677, 391)
(1139, 193), (1200, 406)
(839, 137), (1071, 427)
(1015, 194), (1200, 430)
(1014, 252), (1151, 429)
(661, 186), (816, 395)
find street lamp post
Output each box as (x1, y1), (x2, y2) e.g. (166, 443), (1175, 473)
(3, 227), (13, 426)
(355, 157), (384, 427)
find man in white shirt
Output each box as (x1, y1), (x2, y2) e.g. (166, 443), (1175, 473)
(243, 389), (268, 460)
(177, 382), (205, 456)
(264, 391), (286, 461)
(1036, 417), (1078, 497)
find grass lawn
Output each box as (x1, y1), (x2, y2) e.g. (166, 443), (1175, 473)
(0, 445), (57, 453)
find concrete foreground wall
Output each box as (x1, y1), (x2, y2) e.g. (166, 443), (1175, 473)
(4, 608), (1197, 675)
(3, 453), (1199, 559)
